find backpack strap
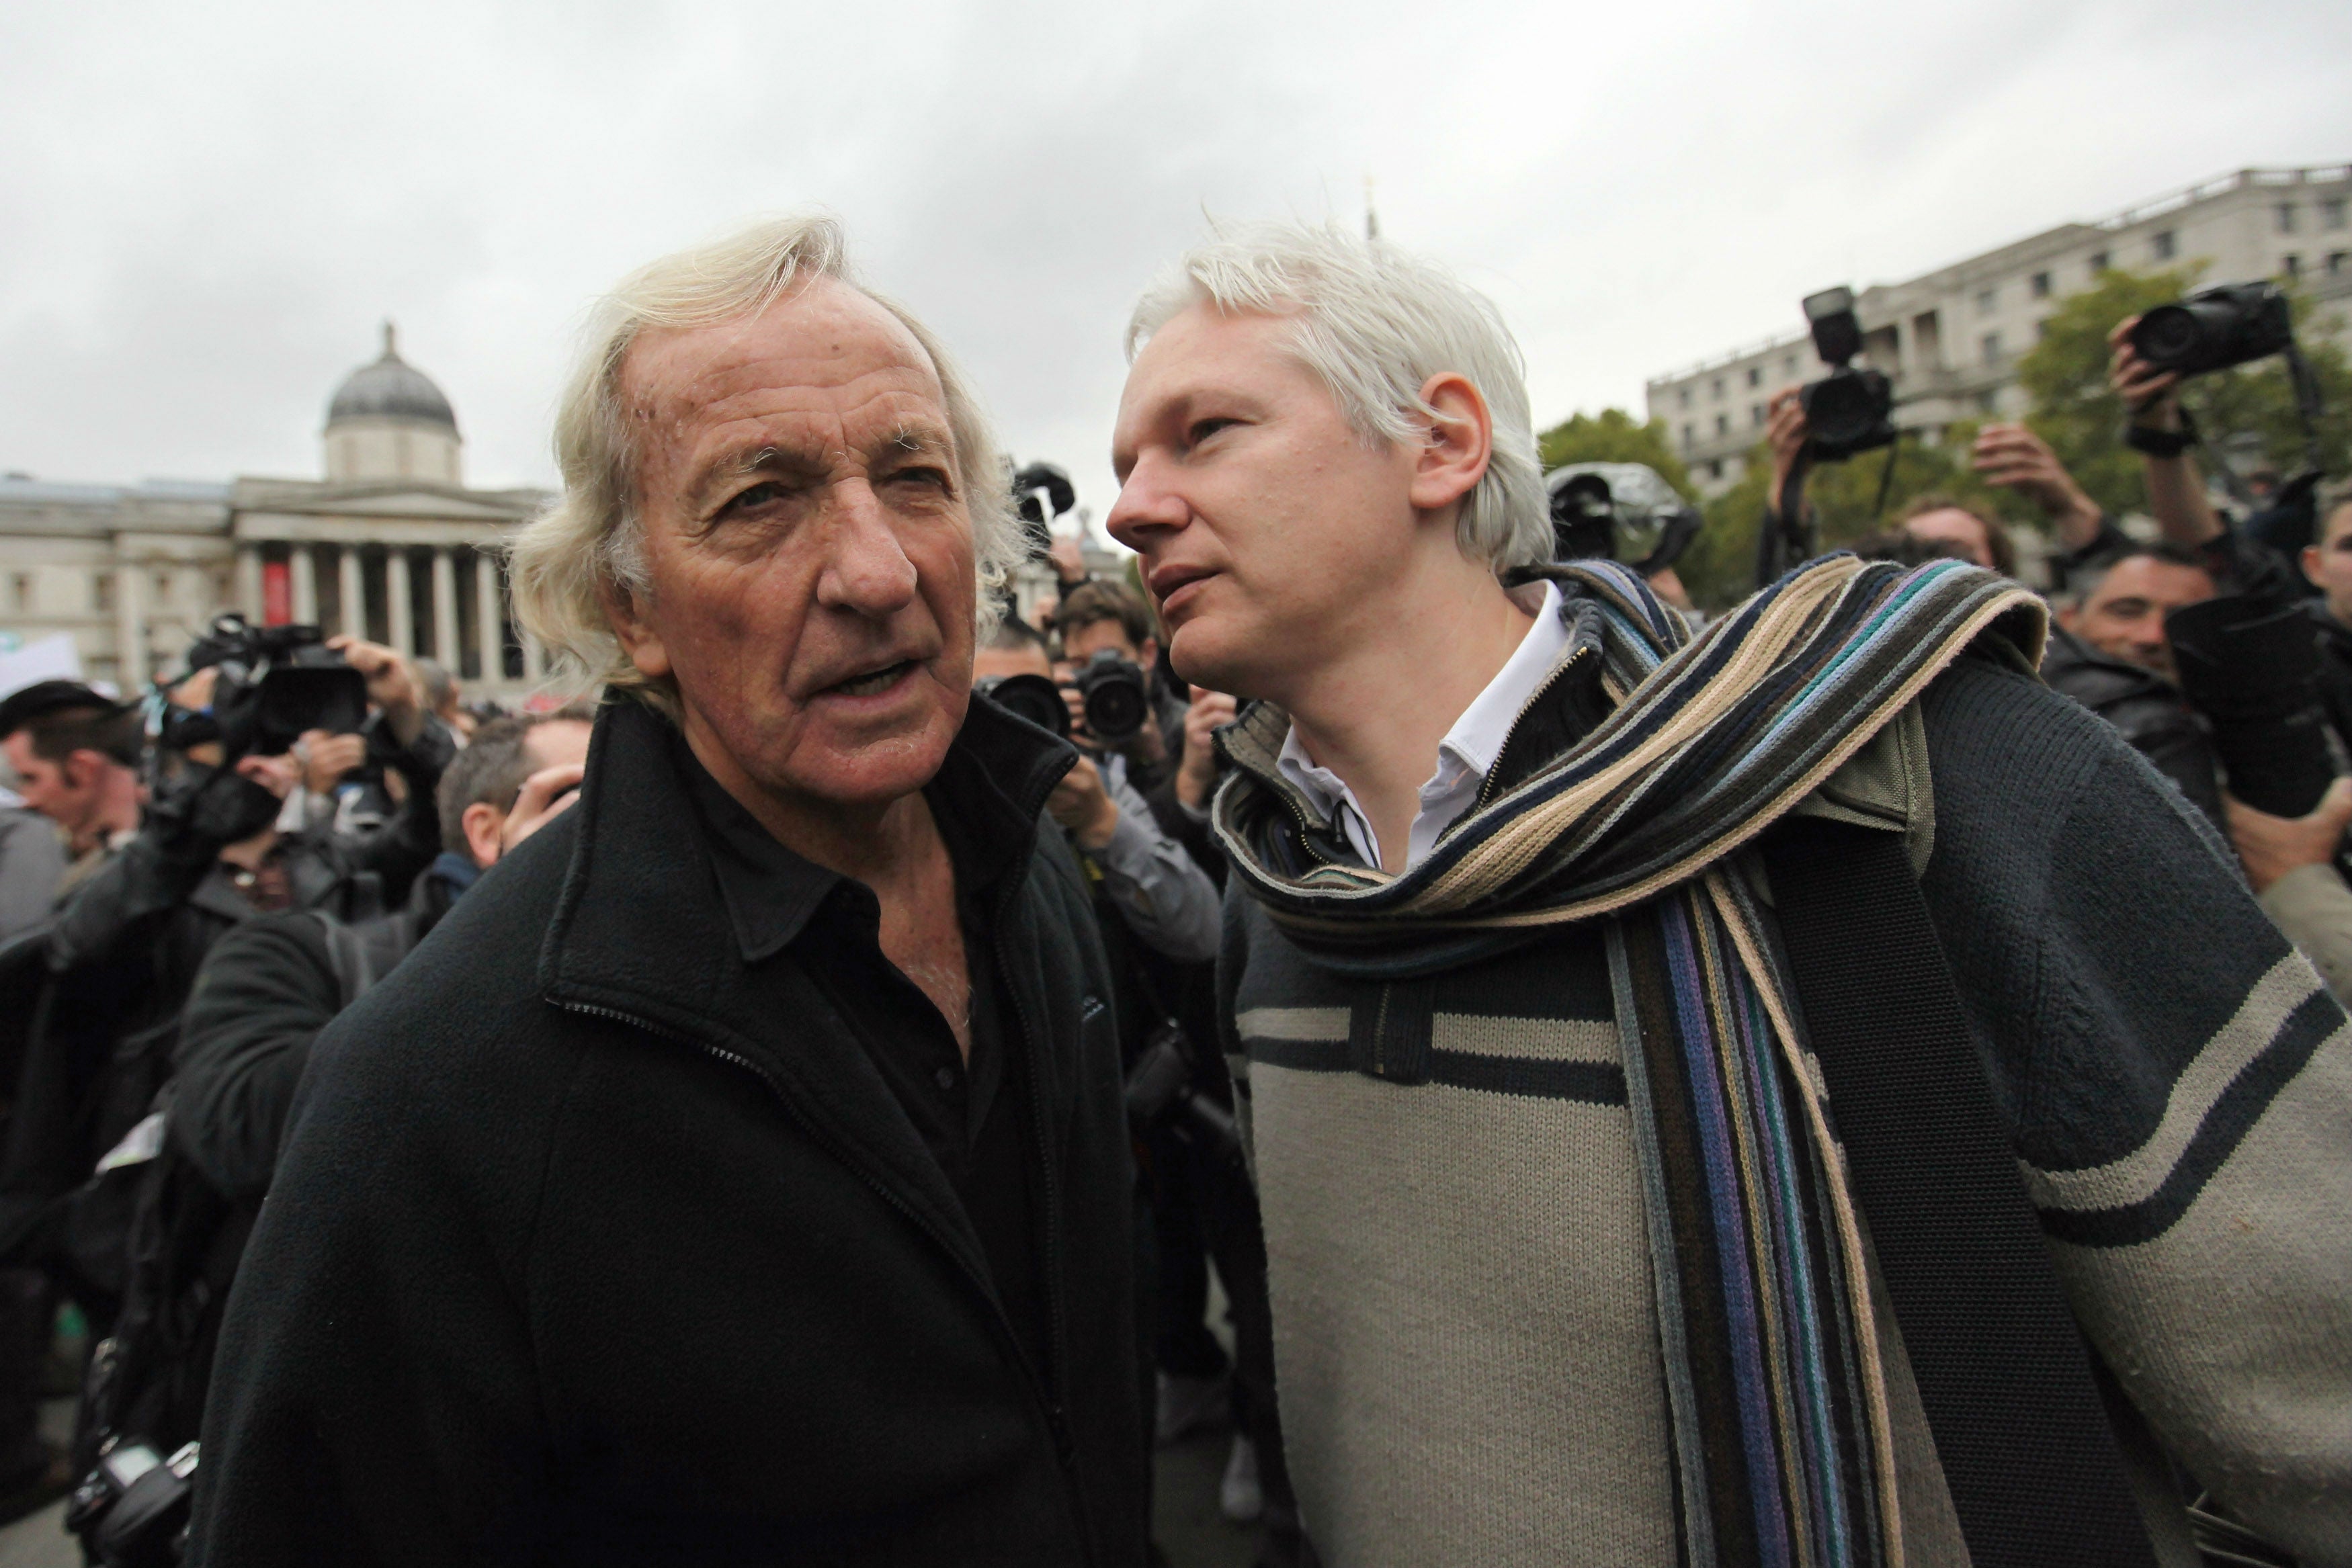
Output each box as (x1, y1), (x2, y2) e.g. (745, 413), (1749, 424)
(1760, 816), (2162, 1568)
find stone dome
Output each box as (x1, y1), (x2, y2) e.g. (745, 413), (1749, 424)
(326, 322), (457, 433)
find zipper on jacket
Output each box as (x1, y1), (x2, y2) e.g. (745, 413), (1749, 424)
(1473, 641), (1598, 813)
(552, 996), (1094, 1561)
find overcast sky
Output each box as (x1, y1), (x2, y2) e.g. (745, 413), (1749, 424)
(2, 0), (2346, 532)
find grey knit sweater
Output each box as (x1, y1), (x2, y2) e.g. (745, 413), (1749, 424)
(1217, 654), (2351, 1567)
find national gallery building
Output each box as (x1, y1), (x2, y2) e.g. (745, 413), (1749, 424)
(0, 329), (552, 701)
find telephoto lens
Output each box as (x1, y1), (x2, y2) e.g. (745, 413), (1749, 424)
(2129, 282), (2295, 378)
(1074, 650), (1150, 745)
(973, 672), (1071, 741)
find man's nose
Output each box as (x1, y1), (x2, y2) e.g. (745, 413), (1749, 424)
(815, 482), (919, 615)
(1105, 457), (1188, 552)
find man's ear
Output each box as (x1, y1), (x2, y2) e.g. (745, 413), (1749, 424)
(1138, 636), (1159, 671)
(1408, 372), (1493, 520)
(62, 750), (103, 792)
(2055, 601), (2081, 634)
(2303, 544), (2326, 593)
(461, 801), (505, 869)
(596, 570), (671, 682)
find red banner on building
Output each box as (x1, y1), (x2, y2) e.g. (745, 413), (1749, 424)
(262, 560), (292, 625)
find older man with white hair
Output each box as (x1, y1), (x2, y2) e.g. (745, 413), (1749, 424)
(1108, 224), (2352, 1567)
(187, 218), (1147, 1567)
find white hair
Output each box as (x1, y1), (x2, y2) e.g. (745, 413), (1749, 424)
(1125, 222), (1550, 574)
(505, 214), (1019, 702)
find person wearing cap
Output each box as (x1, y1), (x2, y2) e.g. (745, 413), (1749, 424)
(0, 681), (146, 911)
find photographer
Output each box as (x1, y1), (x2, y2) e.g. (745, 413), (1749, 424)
(0, 683), (144, 906)
(2297, 487), (2352, 745)
(1053, 581), (1188, 787)
(54, 711), (591, 1555)
(0, 629), (452, 1333)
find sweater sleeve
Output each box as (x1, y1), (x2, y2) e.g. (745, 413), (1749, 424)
(173, 914), (341, 1200)
(1916, 659), (2352, 1566)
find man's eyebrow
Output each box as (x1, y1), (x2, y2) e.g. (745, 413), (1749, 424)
(875, 421), (954, 460)
(681, 441), (823, 515)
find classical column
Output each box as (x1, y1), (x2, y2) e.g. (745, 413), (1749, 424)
(113, 552), (146, 688)
(339, 548), (366, 639)
(430, 548), (459, 668)
(386, 548), (414, 655)
(235, 546), (264, 623)
(474, 549), (505, 685)
(291, 544), (318, 625)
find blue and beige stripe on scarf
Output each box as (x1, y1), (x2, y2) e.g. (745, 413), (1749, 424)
(1212, 555), (2047, 1567)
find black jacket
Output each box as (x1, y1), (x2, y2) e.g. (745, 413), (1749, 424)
(2038, 625), (2225, 827)
(188, 697), (1147, 1567)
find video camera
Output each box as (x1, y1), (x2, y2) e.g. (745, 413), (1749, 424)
(155, 615), (368, 766)
(1124, 1018), (1243, 1169)
(1545, 462), (1702, 573)
(1798, 287), (1897, 463)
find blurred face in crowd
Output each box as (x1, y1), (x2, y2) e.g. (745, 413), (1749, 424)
(1062, 617), (1155, 672)
(1902, 507), (1997, 571)
(459, 718), (593, 869)
(1107, 303), (1470, 703)
(2301, 503), (2352, 629)
(2, 729), (107, 838)
(970, 641), (1053, 684)
(603, 279), (977, 818)
(2060, 555), (2217, 684)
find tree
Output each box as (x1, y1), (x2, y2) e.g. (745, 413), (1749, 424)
(1535, 409), (1697, 497)
(2017, 265), (2352, 517)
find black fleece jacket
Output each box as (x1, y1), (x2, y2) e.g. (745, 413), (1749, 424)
(187, 697), (1147, 1568)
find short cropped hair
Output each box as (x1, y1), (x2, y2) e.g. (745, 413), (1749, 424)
(1126, 222), (1549, 576)
(2063, 540), (2213, 609)
(506, 215), (1021, 703)
(1896, 494), (2018, 578)
(1054, 580), (1155, 652)
(433, 707), (593, 856)
(980, 616), (1051, 656)
(13, 707), (142, 769)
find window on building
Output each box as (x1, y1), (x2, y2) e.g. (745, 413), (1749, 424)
(1976, 287), (1997, 315)
(2284, 253), (2302, 278)
(1782, 354), (1798, 378)
(2031, 271), (2052, 299)
(1677, 386), (1691, 410)
(9, 573), (30, 612)
(2088, 249), (2110, 274)
(1711, 377), (1724, 400)
(1745, 365), (1761, 388)
(1681, 423), (1695, 450)
(1715, 414), (1730, 437)
(2277, 203), (2300, 235)
(2152, 230), (2177, 261)
(1982, 331), (2003, 365)
(1975, 390), (1998, 415)
(2324, 198), (2348, 230)
(1751, 404), (1765, 428)
(1707, 460), (1723, 481)
(2330, 252), (2348, 277)
(152, 569), (173, 603)
(93, 573), (114, 613)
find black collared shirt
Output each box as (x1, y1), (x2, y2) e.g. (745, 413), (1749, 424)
(675, 734), (1050, 1382)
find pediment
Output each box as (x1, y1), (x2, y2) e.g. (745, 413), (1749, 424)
(298, 489), (534, 522)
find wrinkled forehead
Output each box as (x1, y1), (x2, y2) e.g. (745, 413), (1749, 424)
(1118, 304), (1316, 428)
(620, 277), (949, 441)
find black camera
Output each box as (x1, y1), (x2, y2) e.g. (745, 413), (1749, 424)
(1070, 650), (1150, 746)
(66, 1438), (196, 1567)
(2165, 591), (2338, 820)
(2130, 282), (2295, 378)
(1124, 1018), (1243, 1168)
(160, 615), (368, 763)
(974, 672), (1071, 741)
(1798, 286), (1897, 463)
(1545, 462), (1703, 572)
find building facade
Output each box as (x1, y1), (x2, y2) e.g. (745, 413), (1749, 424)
(0, 326), (552, 701)
(1647, 165), (2352, 496)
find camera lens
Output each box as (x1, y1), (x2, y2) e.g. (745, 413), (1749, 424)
(1081, 678), (1148, 746)
(2130, 306), (2201, 369)
(974, 674), (1071, 741)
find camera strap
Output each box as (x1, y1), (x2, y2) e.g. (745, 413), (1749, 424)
(1761, 816), (2162, 1567)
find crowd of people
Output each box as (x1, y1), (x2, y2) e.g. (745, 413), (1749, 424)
(0, 214), (2344, 1568)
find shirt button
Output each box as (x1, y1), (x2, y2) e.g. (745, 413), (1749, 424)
(934, 1067), (958, 1092)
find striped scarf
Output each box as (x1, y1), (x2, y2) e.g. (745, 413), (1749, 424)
(1212, 556), (2046, 1567)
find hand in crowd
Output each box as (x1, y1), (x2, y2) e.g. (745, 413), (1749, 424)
(296, 728), (367, 796)
(1176, 688), (1238, 812)
(501, 762), (585, 857)
(327, 635), (424, 746)
(2107, 316), (2184, 431)
(1972, 423), (2101, 543)
(1048, 534), (1089, 589)
(2224, 779), (2352, 896)
(236, 750), (302, 801)
(1764, 388), (1808, 511)
(1046, 753), (1121, 851)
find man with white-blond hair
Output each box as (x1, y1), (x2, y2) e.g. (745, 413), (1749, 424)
(187, 217), (1148, 1567)
(1107, 223), (2352, 1567)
